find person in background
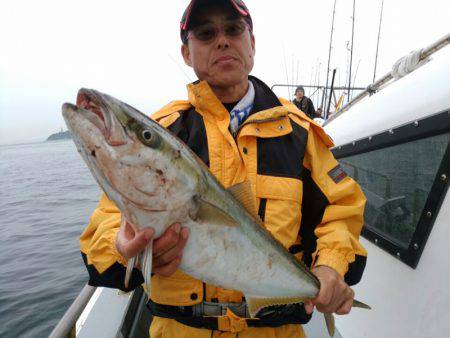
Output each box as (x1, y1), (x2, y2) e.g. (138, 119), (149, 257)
(293, 86), (320, 119)
(79, 1), (367, 337)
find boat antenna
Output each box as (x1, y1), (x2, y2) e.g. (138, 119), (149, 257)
(373, 0), (384, 82)
(348, 0), (356, 102)
(322, 0), (338, 111)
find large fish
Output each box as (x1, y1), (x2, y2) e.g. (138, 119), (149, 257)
(62, 89), (369, 336)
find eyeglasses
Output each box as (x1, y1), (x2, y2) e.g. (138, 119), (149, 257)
(187, 20), (249, 43)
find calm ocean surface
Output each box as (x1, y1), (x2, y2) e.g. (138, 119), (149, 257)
(0, 140), (101, 337)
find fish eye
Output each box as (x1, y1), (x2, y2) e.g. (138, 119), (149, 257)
(138, 128), (160, 148)
(141, 129), (153, 141)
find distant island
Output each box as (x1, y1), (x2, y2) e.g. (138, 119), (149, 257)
(46, 130), (72, 141)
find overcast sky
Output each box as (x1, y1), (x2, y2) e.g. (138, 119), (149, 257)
(0, 0), (449, 145)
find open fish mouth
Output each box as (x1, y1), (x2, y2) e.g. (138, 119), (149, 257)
(71, 89), (127, 146)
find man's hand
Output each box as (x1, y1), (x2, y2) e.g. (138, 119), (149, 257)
(152, 223), (189, 276)
(304, 265), (354, 315)
(116, 218), (155, 259)
(115, 219), (189, 277)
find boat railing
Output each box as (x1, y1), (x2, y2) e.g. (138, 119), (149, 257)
(49, 284), (96, 338)
(324, 33), (450, 126)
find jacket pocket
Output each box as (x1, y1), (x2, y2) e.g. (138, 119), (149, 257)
(256, 175), (303, 250)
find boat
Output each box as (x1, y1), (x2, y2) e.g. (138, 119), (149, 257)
(321, 33), (450, 338)
(49, 34), (450, 338)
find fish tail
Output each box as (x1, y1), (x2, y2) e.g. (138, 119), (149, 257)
(321, 299), (370, 337)
(353, 299), (371, 310)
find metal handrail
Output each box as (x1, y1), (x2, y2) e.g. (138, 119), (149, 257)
(324, 33), (450, 126)
(270, 84), (366, 91)
(49, 284), (96, 338)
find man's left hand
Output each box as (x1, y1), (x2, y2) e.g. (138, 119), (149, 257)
(304, 265), (354, 315)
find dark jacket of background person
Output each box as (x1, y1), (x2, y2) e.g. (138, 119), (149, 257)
(293, 96), (320, 120)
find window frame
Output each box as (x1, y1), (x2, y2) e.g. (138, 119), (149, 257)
(331, 109), (450, 268)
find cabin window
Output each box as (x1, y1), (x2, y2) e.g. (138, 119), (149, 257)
(332, 110), (450, 268)
(341, 133), (449, 246)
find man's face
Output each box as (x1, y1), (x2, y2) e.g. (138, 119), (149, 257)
(295, 90), (304, 101)
(181, 5), (255, 89)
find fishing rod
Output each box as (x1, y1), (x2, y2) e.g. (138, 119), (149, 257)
(348, 0), (356, 102)
(351, 59), (361, 100)
(315, 61), (321, 108)
(373, 0), (384, 82)
(322, 0), (338, 111)
(168, 53), (193, 82)
(325, 69), (337, 119)
(282, 44), (290, 99)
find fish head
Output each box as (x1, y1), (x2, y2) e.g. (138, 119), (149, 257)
(62, 89), (202, 216)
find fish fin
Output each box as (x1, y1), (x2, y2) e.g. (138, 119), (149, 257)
(135, 251), (143, 268)
(141, 240), (153, 290)
(196, 198), (239, 227)
(353, 299), (371, 310)
(227, 181), (259, 219)
(124, 256), (136, 289)
(324, 313), (335, 337)
(246, 296), (308, 318)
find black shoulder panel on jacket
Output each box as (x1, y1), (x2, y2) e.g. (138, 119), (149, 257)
(167, 107), (209, 167)
(249, 76), (283, 113)
(257, 121), (308, 179)
(300, 167), (328, 267)
(344, 254), (367, 286)
(81, 252), (143, 292)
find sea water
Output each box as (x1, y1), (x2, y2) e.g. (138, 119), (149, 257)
(0, 140), (100, 337)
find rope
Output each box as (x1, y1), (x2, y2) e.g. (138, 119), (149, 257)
(391, 49), (426, 79)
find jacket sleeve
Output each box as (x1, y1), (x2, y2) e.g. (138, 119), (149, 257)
(79, 193), (144, 291)
(301, 125), (367, 285)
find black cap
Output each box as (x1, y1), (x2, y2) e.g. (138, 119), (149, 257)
(295, 86), (305, 94)
(180, 0), (253, 43)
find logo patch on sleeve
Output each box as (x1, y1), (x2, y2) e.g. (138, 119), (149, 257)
(328, 164), (348, 184)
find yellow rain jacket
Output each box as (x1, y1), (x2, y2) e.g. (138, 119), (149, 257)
(80, 76), (367, 338)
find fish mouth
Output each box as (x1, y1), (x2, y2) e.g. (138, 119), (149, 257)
(74, 89), (127, 146)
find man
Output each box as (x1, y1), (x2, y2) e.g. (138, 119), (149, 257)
(293, 86), (319, 119)
(80, 1), (367, 337)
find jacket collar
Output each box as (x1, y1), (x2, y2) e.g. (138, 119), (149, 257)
(186, 75), (284, 119)
(248, 75), (283, 114)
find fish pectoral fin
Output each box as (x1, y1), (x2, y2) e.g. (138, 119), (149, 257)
(227, 181), (259, 219)
(196, 198), (239, 227)
(353, 299), (371, 310)
(141, 240), (153, 290)
(324, 313), (336, 337)
(124, 256), (136, 289)
(124, 241), (153, 290)
(245, 296), (308, 318)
